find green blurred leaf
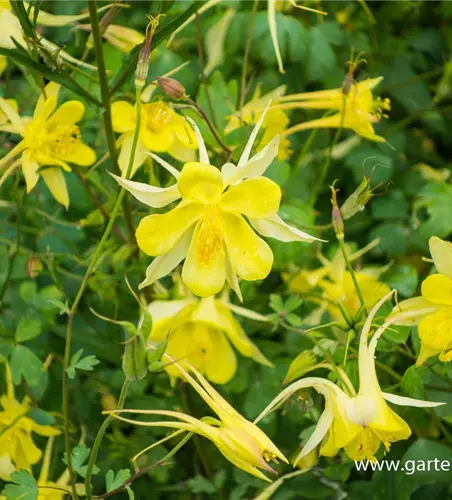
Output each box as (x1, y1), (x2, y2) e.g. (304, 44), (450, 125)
(15, 318), (42, 343)
(1, 470), (38, 500)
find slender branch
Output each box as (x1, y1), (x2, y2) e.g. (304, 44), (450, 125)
(337, 238), (367, 314)
(88, 0), (135, 241)
(85, 380), (131, 500)
(186, 98), (231, 155)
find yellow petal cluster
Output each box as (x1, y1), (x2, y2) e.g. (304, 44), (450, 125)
(389, 236), (452, 365)
(285, 241), (390, 322)
(0, 82), (96, 208)
(114, 110), (318, 299)
(108, 362), (287, 481)
(111, 100), (197, 176)
(276, 77), (390, 142)
(0, 366), (60, 480)
(256, 292), (444, 463)
(148, 295), (272, 385)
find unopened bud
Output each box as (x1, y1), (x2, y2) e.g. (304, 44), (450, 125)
(122, 334), (147, 381)
(340, 175), (375, 220)
(27, 254), (43, 278)
(157, 77), (186, 100)
(135, 15), (160, 90)
(330, 185), (344, 240)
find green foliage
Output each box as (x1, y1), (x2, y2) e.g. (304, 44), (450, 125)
(67, 349), (100, 380)
(1, 470), (38, 500)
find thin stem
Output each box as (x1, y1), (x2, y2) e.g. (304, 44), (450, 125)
(85, 380), (131, 500)
(186, 98), (231, 155)
(337, 238), (367, 314)
(88, 0), (135, 241)
(239, 0), (258, 109)
(62, 80), (143, 500)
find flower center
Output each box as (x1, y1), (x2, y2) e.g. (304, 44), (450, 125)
(196, 207), (224, 264)
(346, 395), (377, 428)
(24, 122), (81, 157)
(144, 102), (173, 133)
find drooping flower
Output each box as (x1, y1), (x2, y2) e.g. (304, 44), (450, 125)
(107, 362), (287, 481)
(255, 291), (445, 463)
(275, 78), (390, 142)
(225, 86), (292, 161)
(0, 82), (96, 207)
(111, 100), (197, 176)
(147, 294), (272, 385)
(284, 240), (390, 323)
(113, 107), (319, 299)
(0, 365), (60, 480)
(388, 236), (452, 366)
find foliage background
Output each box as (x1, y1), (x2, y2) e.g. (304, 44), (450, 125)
(1, 1), (452, 499)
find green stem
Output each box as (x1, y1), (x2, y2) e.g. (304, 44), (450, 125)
(62, 76), (142, 499)
(337, 238), (367, 314)
(84, 380), (131, 500)
(88, 0), (135, 241)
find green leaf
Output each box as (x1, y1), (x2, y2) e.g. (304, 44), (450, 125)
(382, 264), (418, 297)
(63, 444), (100, 478)
(1, 470), (38, 500)
(0, 48), (102, 106)
(15, 318), (42, 343)
(307, 24), (337, 81)
(10, 345), (43, 387)
(29, 408), (56, 427)
(187, 475), (216, 495)
(372, 189), (408, 220)
(67, 349), (100, 380)
(106, 469), (131, 492)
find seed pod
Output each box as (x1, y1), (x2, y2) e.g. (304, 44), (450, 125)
(122, 334), (147, 381)
(330, 185), (344, 240)
(340, 175), (375, 220)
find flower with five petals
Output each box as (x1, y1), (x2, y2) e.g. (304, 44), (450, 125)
(255, 291), (444, 463)
(114, 107), (318, 299)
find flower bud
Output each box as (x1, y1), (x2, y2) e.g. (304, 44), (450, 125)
(340, 175), (375, 220)
(330, 185), (344, 240)
(135, 16), (160, 90)
(157, 77), (186, 100)
(27, 254), (43, 278)
(122, 334), (147, 381)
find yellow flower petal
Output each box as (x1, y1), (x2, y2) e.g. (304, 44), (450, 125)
(34, 83), (60, 121)
(46, 101), (84, 127)
(417, 307), (452, 365)
(141, 127), (174, 152)
(182, 219), (226, 297)
(40, 167), (69, 208)
(421, 274), (452, 306)
(388, 296), (440, 326)
(203, 329), (237, 384)
(136, 203), (203, 256)
(111, 101), (136, 133)
(219, 177), (281, 218)
(118, 134), (148, 177)
(429, 236), (452, 280)
(54, 142), (96, 167)
(222, 213), (273, 281)
(21, 150), (40, 193)
(178, 162), (223, 204)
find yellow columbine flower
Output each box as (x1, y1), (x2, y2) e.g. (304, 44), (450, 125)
(0, 82), (96, 208)
(256, 291), (445, 463)
(388, 236), (452, 366)
(0, 55), (6, 76)
(148, 294), (272, 385)
(113, 108), (318, 299)
(107, 362), (287, 481)
(111, 100), (197, 176)
(275, 77), (390, 142)
(226, 86), (292, 161)
(0, 365), (60, 480)
(285, 240), (390, 322)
